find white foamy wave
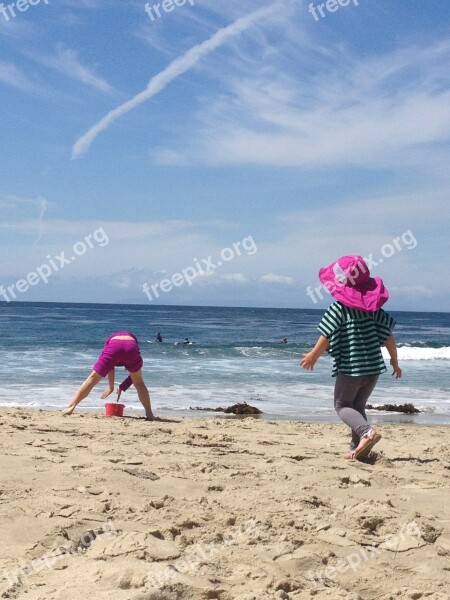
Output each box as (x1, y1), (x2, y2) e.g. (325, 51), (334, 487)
(1, 381), (450, 420)
(234, 346), (287, 359)
(382, 347), (450, 361)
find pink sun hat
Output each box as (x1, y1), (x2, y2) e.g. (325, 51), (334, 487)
(319, 255), (389, 312)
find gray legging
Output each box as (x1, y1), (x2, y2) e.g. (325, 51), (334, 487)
(334, 373), (379, 450)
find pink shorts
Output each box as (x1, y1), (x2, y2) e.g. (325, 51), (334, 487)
(93, 339), (143, 377)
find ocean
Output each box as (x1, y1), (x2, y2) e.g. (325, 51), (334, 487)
(1, 302), (449, 424)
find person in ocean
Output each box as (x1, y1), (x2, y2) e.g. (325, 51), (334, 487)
(62, 331), (155, 420)
(301, 255), (402, 460)
(156, 332), (163, 343)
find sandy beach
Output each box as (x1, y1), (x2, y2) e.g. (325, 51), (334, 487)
(1, 408), (449, 600)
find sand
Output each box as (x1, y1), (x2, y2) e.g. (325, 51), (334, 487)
(0, 408), (449, 600)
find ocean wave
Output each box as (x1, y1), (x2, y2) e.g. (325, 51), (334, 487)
(151, 344), (450, 361)
(1, 381), (450, 420)
(382, 347), (450, 361)
(397, 341), (448, 349)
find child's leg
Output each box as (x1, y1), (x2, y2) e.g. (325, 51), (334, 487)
(351, 375), (379, 449)
(130, 370), (155, 420)
(63, 370), (103, 415)
(334, 374), (373, 444)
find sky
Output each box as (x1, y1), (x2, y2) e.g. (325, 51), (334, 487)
(0, 0), (449, 311)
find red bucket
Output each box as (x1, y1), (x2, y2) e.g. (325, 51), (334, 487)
(105, 403), (125, 417)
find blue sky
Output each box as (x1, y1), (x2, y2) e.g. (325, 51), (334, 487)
(0, 0), (449, 310)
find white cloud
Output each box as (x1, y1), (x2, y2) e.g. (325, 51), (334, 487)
(220, 273), (247, 283)
(60, 0), (106, 8)
(389, 286), (439, 299)
(30, 47), (116, 94)
(0, 218), (204, 240)
(260, 273), (294, 284)
(154, 39), (450, 171)
(0, 217), (257, 282)
(0, 195), (49, 244)
(111, 275), (132, 290)
(0, 190), (448, 310)
(0, 62), (38, 92)
(0, 16), (37, 41)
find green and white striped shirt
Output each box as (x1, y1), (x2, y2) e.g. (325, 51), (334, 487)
(318, 302), (396, 377)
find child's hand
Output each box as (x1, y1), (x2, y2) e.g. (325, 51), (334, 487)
(301, 352), (317, 371)
(390, 359), (402, 379)
(116, 387), (123, 402)
(101, 387), (114, 400)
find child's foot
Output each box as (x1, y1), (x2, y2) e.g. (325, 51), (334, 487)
(62, 405), (76, 416)
(145, 413), (156, 421)
(353, 429), (381, 460)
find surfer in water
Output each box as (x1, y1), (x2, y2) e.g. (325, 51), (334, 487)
(156, 332), (163, 343)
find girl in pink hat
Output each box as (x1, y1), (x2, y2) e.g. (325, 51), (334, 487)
(301, 255), (402, 460)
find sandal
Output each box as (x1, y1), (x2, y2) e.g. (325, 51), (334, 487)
(353, 429), (381, 460)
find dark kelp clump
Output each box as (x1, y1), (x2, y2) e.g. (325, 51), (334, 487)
(190, 402), (262, 415)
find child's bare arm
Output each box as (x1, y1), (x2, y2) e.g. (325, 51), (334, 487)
(384, 335), (402, 378)
(101, 369), (115, 399)
(301, 335), (330, 370)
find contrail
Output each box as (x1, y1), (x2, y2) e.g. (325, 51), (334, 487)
(72, 3), (278, 159)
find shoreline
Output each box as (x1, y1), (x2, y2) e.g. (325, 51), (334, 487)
(2, 403), (450, 426)
(1, 408), (450, 599)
